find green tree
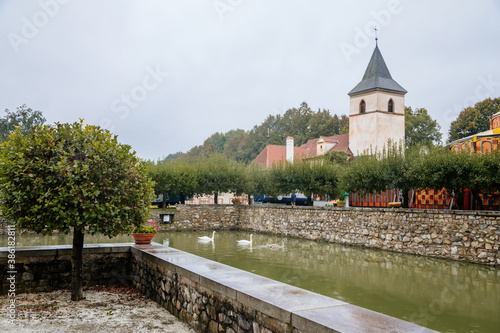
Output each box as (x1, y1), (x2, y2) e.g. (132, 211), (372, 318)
(343, 143), (425, 208)
(243, 163), (271, 204)
(195, 153), (247, 204)
(148, 159), (198, 207)
(0, 104), (46, 142)
(268, 159), (342, 205)
(0, 121), (154, 301)
(405, 106), (442, 148)
(417, 148), (500, 210)
(448, 97), (500, 142)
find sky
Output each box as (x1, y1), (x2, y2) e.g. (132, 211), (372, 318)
(1, 1), (500, 161)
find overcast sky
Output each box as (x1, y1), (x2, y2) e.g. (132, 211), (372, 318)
(1, 1), (500, 161)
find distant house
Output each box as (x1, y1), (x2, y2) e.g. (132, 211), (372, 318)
(251, 134), (351, 169)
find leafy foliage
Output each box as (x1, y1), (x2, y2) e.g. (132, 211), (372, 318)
(0, 104), (46, 143)
(195, 153), (247, 203)
(0, 120), (154, 300)
(0, 120), (154, 236)
(268, 158), (343, 204)
(448, 97), (500, 142)
(147, 158), (198, 207)
(131, 221), (159, 234)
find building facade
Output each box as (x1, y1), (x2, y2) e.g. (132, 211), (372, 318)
(348, 44), (407, 156)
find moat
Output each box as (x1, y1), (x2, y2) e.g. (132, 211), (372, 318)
(2, 230), (499, 332)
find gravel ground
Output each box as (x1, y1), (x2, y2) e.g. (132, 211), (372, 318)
(0, 285), (196, 333)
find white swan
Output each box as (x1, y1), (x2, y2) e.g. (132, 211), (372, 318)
(237, 234), (253, 245)
(267, 239), (285, 249)
(198, 231), (215, 242)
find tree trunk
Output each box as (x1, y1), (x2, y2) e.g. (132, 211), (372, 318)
(402, 189), (409, 208)
(471, 189), (484, 210)
(248, 194), (252, 205)
(71, 226), (85, 301)
(180, 193), (185, 205)
(214, 192), (218, 205)
(162, 192), (167, 209)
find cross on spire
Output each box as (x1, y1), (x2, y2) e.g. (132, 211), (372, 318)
(374, 27), (378, 45)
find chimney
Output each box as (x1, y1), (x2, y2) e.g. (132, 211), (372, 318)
(286, 136), (294, 163)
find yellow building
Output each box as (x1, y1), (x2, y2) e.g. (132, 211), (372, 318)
(449, 111), (500, 152)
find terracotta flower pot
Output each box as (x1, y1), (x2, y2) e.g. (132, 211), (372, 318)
(132, 233), (155, 244)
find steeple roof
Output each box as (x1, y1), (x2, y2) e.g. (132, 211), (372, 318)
(348, 45), (407, 96)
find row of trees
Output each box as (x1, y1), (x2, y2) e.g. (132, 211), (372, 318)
(343, 144), (500, 209)
(148, 152), (350, 207)
(152, 143), (500, 211)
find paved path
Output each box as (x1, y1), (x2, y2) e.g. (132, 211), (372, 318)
(0, 285), (196, 333)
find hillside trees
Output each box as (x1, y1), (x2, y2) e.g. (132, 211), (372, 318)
(0, 121), (154, 300)
(177, 102), (348, 165)
(0, 104), (46, 142)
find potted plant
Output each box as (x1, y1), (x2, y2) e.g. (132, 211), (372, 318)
(232, 198), (240, 204)
(336, 200), (345, 207)
(131, 220), (159, 244)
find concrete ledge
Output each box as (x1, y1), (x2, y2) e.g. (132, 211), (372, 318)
(1, 244), (437, 332)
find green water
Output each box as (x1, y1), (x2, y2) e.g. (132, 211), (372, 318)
(3, 231), (499, 333)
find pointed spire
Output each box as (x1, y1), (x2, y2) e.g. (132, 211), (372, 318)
(348, 44), (407, 96)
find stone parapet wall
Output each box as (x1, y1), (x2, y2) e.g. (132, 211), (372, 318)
(0, 244), (435, 332)
(0, 244), (132, 294)
(131, 244), (433, 333)
(153, 205), (240, 231)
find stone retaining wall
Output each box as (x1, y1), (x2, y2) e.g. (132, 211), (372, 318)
(168, 205), (500, 266)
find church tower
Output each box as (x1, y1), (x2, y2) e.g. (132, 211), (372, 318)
(348, 43), (407, 156)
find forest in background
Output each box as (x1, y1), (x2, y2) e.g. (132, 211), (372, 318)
(163, 102), (348, 165)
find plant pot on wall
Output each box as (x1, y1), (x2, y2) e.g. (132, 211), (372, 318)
(132, 233), (155, 244)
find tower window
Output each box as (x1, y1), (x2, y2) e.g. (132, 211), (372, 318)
(388, 99), (394, 113)
(360, 100), (366, 114)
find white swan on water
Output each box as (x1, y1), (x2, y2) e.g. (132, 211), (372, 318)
(237, 234), (253, 245)
(267, 239), (285, 249)
(198, 231), (215, 242)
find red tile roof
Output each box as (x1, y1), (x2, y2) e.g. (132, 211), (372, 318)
(252, 145), (308, 169)
(299, 133), (351, 158)
(251, 133), (351, 169)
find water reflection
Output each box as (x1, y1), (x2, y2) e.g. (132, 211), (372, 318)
(2, 230), (499, 333)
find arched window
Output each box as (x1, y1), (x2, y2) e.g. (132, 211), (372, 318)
(388, 99), (394, 113)
(359, 100), (366, 114)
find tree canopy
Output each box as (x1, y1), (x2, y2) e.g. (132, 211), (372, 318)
(405, 106), (442, 148)
(0, 121), (154, 300)
(448, 97), (500, 142)
(0, 104), (46, 143)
